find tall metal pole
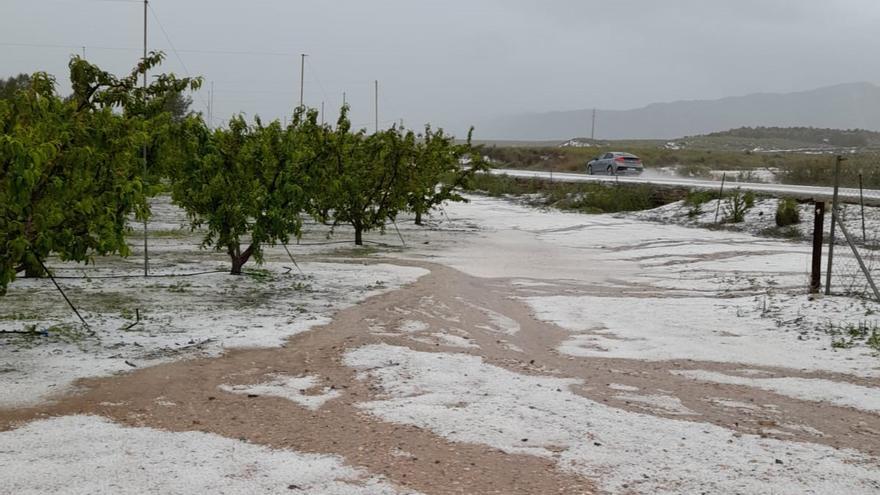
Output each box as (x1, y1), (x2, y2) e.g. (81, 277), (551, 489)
(374, 80), (378, 133)
(321, 101), (325, 126)
(825, 155), (845, 295)
(859, 173), (866, 243)
(209, 81), (214, 129)
(142, 0), (149, 277)
(82, 46), (86, 58)
(299, 53), (306, 108)
(342, 91), (346, 107)
(590, 108), (596, 141)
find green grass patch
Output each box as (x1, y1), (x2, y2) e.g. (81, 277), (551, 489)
(826, 320), (880, 351)
(469, 174), (676, 214)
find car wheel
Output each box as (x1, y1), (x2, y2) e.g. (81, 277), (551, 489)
(587, 165), (593, 175)
(606, 165), (614, 176)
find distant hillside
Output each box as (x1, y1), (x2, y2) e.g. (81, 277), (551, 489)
(702, 127), (880, 147)
(478, 82), (880, 140)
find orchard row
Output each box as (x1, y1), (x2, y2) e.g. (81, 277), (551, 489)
(0, 54), (483, 293)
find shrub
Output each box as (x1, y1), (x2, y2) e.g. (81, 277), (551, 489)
(723, 188), (752, 223)
(775, 198), (801, 227)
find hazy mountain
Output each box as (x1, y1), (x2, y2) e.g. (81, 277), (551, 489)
(478, 82), (880, 141)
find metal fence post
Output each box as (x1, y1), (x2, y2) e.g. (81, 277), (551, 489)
(825, 155), (844, 295)
(859, 173), (866, 243)
(811, 201), (825, 294)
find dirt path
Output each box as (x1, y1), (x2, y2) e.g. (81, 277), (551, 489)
(2, 261), (879, 493)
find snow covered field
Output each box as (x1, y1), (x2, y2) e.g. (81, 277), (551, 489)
(1, 416), (415, 495)
(2, 194), (879, 494)
(0, 259), (426, 408)
(346, 344), (880, 495)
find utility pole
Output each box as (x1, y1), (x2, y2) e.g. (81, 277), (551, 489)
(142, 0), (149, 277)
(321, 101), (325, 125)
(209, 81), (214, 129)
(82, 46), (86, 58)
(342, 91), (346, 107)
(590, 108), (596, 141)
(374, 80), (379, 133)
(299, 53), (307, 108)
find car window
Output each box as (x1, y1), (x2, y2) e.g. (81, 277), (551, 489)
(602, 153), (612, 159)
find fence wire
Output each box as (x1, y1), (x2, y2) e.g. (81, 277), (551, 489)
(828, 204), (880, 300)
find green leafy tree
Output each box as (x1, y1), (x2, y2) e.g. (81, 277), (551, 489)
(316, 108), (416, 245)
(0, 54), (199, 293)
(0, 73), (30, 100)
(67, 53), (201, 185)
(405, 126), (485, 225)
(144, 91), (194, 179)
(171, 109), (325, 274)
(163, 90), (193, 122)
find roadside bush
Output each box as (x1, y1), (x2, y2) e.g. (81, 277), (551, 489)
(775, 198), (801, 227)
(468, 174), (668, 214)
(567, 184), (657, 213)
(469, 174), (544, 197)
(723, 188), (752, 223)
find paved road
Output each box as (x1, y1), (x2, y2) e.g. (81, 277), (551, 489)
(490, 168), (880, 206)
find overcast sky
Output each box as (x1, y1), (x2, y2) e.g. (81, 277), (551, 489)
(2, 0), (879, 136)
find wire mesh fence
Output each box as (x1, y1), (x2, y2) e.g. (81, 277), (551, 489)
(827, 204), (880, 301)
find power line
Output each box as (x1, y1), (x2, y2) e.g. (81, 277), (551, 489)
(305, 56), (331, 109)
(147, 3), (210, 113)
(0, 41), (293, 57)
(1, 41), (387, 60)
(0, 41), (136, 52)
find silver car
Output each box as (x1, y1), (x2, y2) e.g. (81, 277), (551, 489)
(587, 152), (644, 176)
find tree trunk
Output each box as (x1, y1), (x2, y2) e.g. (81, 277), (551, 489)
(228, 244), (254, 275)
(414, 211), (423, 226)
(231, 255), (245, 275)
(354, 222), (363, 246)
